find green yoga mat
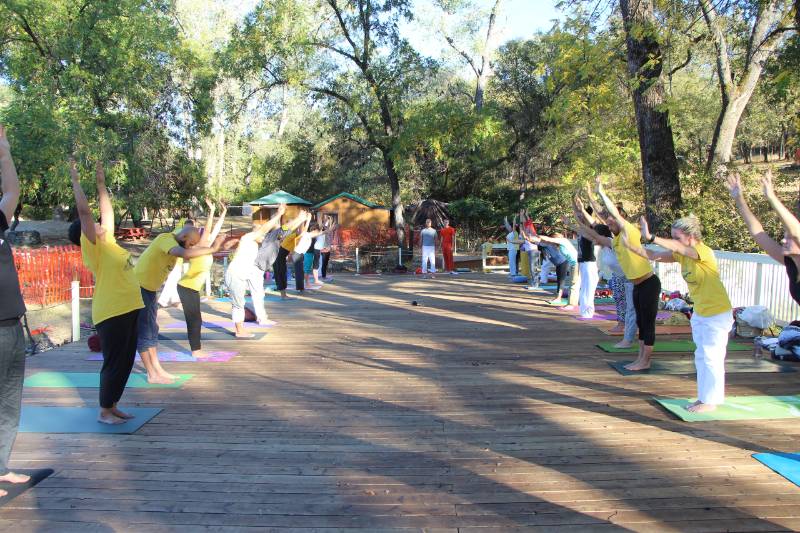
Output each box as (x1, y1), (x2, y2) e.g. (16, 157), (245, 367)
(657, 395), (800, 422)
(19, 406), (162, 434)
(609, 358), (795, 376)
(595, 297), (615, 304)
(597, 340), (750, 353)
(546, 299), (568, 306)
(24, 372), (192, 389)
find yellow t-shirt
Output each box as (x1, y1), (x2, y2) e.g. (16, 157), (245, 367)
(178, 254), (213, 292)
(81, 232), (144, 325)
(281, 233), (299, 253)
(613, 220), (653, 280)
(134, 233), (180, 291)
(673, 242), (731, 317)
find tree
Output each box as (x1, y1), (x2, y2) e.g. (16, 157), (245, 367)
(698, 0), (793, 169)
(619, 0), (682, 231)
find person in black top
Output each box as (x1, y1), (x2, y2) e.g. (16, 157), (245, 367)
(725, 170), (800, 304)
(0, 124), (31, 496)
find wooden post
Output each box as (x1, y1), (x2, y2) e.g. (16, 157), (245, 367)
(71, 280), (80, 343)
(754, 262), (764, 306)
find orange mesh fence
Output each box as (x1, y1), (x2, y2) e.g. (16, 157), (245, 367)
(13, 246), (94, 307)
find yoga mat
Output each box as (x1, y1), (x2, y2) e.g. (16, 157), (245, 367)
(599, 324), (693, 336)
(545, 299), (568, 306)
(162, 320), (276, 330)
(25, 372), (192, 389)
(595, 304), (618, 311)
(214, 295), (283, 304)
(86, 351), (237, 363)
(0, 469), (54, 507)
(575, 311), (671, 322)
(608, 358), (795, 376)
(158, 331), (267, 341)
(596, 340), (751, 353)
(753, 453), (800, 487)
(19, 406), (162, 434)
(656, 395), (800, 422)
(595, 297), (615, 304)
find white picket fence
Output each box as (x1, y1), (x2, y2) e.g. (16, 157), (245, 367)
(482, 241), (799, 324)
(654, 249), (799, 325)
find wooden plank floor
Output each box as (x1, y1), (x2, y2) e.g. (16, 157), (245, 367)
(3, 273), (800, 532)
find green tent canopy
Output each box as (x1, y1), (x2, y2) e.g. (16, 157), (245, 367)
(250, 190), (313, 206)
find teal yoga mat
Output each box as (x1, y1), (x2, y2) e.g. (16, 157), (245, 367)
(656, 395), (800, 422)
(597, 340), (750, 353)
(25, 372), (192, 389)
(753, 453), (800, 487)
(19, 406), (162, 434)
(608, 358), (795, 376)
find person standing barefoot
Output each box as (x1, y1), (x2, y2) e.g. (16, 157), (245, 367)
(440, 220), (456, 273)
(420, 219), (438, 278)
(69, 159), (145, 424)
(0, 124), (32, 494)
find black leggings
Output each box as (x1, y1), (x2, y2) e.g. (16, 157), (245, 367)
(321, 252), (330, 278)
(633, 275), (661, 346)
(273, 247), (290, 291)
(96, 309), (139, 409)
(312, 249), (321, 270)
(555, 262), (570, 295)
(177, 284), (202, 351)
(293, 253), (305, 291)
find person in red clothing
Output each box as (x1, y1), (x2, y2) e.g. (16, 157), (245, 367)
(439, 220), (456, 273)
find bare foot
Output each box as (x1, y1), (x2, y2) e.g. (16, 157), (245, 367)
(159, 370), (179, 380)
(609, 323), (625, 333)
(236, 332), (255, 339)
(560, 305), (577, 311)
(147, 374), (175, 385)
(686, 402), (717, 413)
(110, 407), (135, 420)
(192, 350), (210, 359)
(0, 472), (30, 484)
(624, 359), (651, 371)
(614, 340), (634, 349)
(257, 319), (277, 327)
(0, 489), (6, 497)
(98, 412), (127, 425)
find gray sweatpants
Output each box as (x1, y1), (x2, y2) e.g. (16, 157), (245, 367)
(0, 322), (25, 475)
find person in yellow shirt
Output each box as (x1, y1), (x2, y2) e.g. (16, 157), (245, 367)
(177, 200), (228, 357)
(157, 217), (195, 308)
(68, 159), (144, 425)
(629, 215), (733, 413)
(134, 210), (225, 384)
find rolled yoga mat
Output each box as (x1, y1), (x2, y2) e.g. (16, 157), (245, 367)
(608, 358), (795, 376)
(24, 372), (193, 389)
(656, 395), (800, 422)
(19, 406), (163, 434)
(87, 351), (237, 363)
(0, 469), (54, 507)
(596, 340), (751, 353)
(752, 453), (800, 487)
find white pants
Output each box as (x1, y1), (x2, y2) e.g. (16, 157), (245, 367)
(158, 263), (183, 307)
(225, 268), (267, 324)
(539, 259), (553, 284)
(578, 262), (599, 318)
(691, 310), (734, 405)
(422, 246), (436, 274)
(508, 248), (518, 276)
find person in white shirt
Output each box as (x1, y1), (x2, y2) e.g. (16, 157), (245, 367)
(420, 219), (438, 277)
(225, 204), (286, 338)
(505, 219), (524, 276)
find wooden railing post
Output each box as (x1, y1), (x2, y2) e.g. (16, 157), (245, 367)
(753, 262), (764, 307)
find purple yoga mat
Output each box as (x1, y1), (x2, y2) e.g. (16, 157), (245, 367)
(573, 311), (671, 322)
(86, 351), (238, 362)
(163, 320), (276, 330)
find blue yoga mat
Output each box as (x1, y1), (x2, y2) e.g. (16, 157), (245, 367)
(753, 452), (800, 486)
(19, 406), (162, 434)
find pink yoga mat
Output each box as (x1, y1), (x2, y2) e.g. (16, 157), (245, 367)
(163, 320), (276, 330)
(86, 351), (238, 362)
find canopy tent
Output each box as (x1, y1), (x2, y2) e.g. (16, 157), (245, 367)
(249, 190), (312, 206)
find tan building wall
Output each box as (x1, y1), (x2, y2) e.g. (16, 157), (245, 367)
(315, 197), (390, 229)
(252, 205), (309, 224)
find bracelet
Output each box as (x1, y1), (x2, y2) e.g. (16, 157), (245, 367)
(647, 234), (656, 244)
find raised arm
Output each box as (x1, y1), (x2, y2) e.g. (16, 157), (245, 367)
(503, 216), (512, 233)
(201, 198), (216, 243)
(95, 161), (115, 235)
(619, 230), (673, 262)
(761, 169), (800, 242)
(574, 217), (613, 248)
(584, 183), (605, 221)
(0, 125), (20, 223)
(639, 216), (699, 260)
(572, 194), (595, 226)
(69, 158), (97, 244)
(208, 203), (228, 242)
(169, 233), (226, 260)
(594, 176), (625, 229)
(725, 173), (784, 263)
(255, 203), (287, 238)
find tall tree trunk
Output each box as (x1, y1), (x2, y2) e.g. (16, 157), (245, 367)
(474, 0), (502, 112)
(382, 150), (405, 253)
(619, 0), (682, 231)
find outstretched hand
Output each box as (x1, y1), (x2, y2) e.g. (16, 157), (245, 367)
(95, 161), (105, 183)
(0, 125), (10, 155)
(760, 168), (776, 198)
(69, 157), (80, 183)
(594, 176), (604, 195)
(639, 216), (651, 241)
(277, 203), (287, 216)
(724, 173), (742, 199)
(205, 197), (214, 210)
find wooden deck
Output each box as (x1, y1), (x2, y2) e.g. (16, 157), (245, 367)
(2, 273), (800, 532)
